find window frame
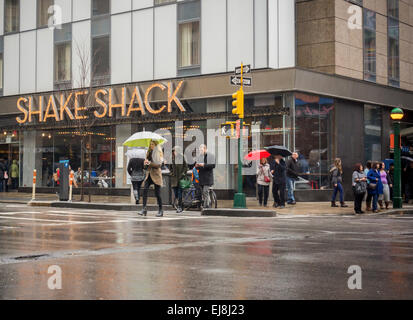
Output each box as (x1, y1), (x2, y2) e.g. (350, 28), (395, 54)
(4, 0), (20, 35)
(37, 0), (54, 29)
(0, 36), (3, 96)
(177, 0), (201, 74)
(387, 0), (400, 87)
(53, 23), (72, 89)
(363, 8), (377, 83)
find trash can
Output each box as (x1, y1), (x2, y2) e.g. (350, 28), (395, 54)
(161, 171), (171, 205)
(59, 163), (69, 201)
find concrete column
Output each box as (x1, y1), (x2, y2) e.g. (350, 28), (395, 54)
(115, 124), (132, 188)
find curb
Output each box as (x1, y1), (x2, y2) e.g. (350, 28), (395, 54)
(28, 201), (173, 211)
(0, 200), (29, 205)
(201, 208), (277, 217)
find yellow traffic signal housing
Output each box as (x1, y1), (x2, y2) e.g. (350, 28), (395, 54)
(232, 88), (244, 119)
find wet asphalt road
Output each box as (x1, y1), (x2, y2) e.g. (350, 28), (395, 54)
(0, 203), (412, 300)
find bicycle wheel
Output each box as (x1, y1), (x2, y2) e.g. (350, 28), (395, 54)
(209, 189), (218, 208)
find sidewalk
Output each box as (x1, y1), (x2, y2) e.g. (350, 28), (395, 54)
(2, 191), (413, 215)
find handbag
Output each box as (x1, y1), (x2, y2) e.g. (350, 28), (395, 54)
(4, 171), (8, 180)
(131, 170), (145, 181)
(354, 181), (367, 194)
(264, 176), (271, 183)
(368, 183), (377, 190)
(179, 177), (191, 189)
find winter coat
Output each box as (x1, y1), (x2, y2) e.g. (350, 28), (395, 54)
(170, 156), (189, 188)
(144, 147), (163, 186)
(197, 152), (216, 186)
(257, 163), (272, 186)
(10, 160), (19, 178)
(127, 158), (145, 182)
(367, 169), (383, 195)
(270, 159), (287, 184)
(330, 166), (343, 186)
(0, 162), (5, 181)
(352, 171), (366, 187)
(286, 158), (300, 179)
(379, 170), (392, 185)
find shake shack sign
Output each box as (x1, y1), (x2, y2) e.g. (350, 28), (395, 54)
(15, 80), (185, 124)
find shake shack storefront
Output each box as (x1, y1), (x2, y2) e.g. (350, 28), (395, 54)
(2, 68), (413, 201)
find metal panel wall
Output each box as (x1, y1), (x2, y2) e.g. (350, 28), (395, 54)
(72, 20), (91, 88)
(112, 0), (132, 14)
(132, 0), (153, 10)
(111, 12), (132, 84)
(54, 0), (72, 24)
(132, 9), (154, 82)
(36, 28), (54, 92)
(3, 34), (20, 95)
(19, 31), (36, 94)
(254, 0), (268, 69)
(201, 0), (226, 74)
(0, 0), (4, 35)
(20, 0), (37, 32)
(227, 0), (254, 71)
(154, 4), (177, 79)
(73, 0), (91, 21)
(268, 0), (279, 69)
(278, 0), (295, 68)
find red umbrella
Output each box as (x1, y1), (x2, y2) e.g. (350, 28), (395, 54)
(244, 150), (271, 161)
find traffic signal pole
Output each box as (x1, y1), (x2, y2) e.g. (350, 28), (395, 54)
(233, 63), (247, 209)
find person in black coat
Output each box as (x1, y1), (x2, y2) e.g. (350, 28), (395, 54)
(0, 159), (5, 193)
(195, 144), (216, 208)
(286, 152), (300, 205)
(127, 157), (145, 205)
(270, 155), (287, 208)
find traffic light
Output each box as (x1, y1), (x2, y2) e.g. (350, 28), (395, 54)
(232, 88), (244, 119)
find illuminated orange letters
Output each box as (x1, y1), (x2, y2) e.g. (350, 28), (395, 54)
(16, 97), (29, 124)
(29, 96), (43, 123)
(60, 93), (74, 121)
(74, 91), (88, 120)
(168, 81), (185, 112)
(94, 89), (108, 118)
(109, 88), (126, 117)
(127, 87), (146, 117)
(43, 96), (60, 122)
(144, 83), (166, 114)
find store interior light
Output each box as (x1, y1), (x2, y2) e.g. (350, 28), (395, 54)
(391, 107), (404, 121)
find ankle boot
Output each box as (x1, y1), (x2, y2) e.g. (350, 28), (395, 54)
(139, 207), (147, 216)
(385, 201), (389, 209)
(378, 200), (384, 209)
(366, 203), (372, 211)
(340, 202), (348, 208)
(156, 208), (163, 217)
(331, 201), (338, 207)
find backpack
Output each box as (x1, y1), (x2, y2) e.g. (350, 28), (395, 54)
(192, 167), (199, 184)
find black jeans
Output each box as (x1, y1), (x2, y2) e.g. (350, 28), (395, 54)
(353, 188), (365, 212)
(366, 193), (372, 207)
(258, 184), (269, 206)
(142, 175), (162, 210)
(273, 183), (286, 206)
(132, 180), (144, 202)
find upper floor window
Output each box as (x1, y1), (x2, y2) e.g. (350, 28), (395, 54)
(363, 9), (376, 82)
(388, 0), (399, 87)
(0, 37), (3, 95)
(178, 1), (200, 72)
(54, 24), (72, 87)
(91, 16), (110, 85)
(38, 0), (54, 28)
(92, 0), (110, 16)
(155, 0), (176, 5)
(4, 0), (19, 34)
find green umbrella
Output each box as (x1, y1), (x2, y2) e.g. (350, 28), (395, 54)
(123, 131), (167, 148)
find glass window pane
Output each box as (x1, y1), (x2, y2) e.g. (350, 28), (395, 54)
(54, 23), (72, 43)
(178, 1), (201, 21)
(38, 0), (53, 28)
(5, 0), (19, 33)
(55, 43), (71, 82)
(388, 0), (399, 19)
(388, 17), (399, 86)
(364, 105), (382, 162)
(0, 53), (3, 90)
(92, 36), (110, 77)
(363, 9), (376, 82)
(92, 16), (110, 37)
(92, 0), (110, 16)
(179, 21), (200, 67)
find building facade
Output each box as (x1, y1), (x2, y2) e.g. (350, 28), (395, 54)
(0, 0), (412, 200)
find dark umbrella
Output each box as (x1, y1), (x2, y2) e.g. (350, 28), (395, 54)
(402, 156), (413, 162)
(265, 145), (292, 157)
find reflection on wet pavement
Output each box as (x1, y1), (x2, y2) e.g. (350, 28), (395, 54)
(0, 204), (413, 299)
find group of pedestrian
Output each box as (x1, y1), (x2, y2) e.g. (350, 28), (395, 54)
(256, 152), (300, 208)
(127, 141), (215, 218)
(0, 158), (19, 192)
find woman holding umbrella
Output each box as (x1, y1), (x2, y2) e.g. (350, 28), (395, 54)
(140, 140), (164, 217)
(245, 150), (272, 207)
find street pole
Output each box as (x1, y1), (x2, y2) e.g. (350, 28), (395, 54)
(233, 63), (246, 209)
(393, 120), (402, 209)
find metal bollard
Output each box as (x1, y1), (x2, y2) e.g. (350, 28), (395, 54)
(69, 171), (74, 202)
(32, 169), (37, 200)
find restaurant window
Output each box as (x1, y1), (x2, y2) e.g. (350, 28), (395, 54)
(178, 0), (200, 75)
(91, 16), (110, 85)
(294, 93), (335, 190)
(54, 23), (72, 88)
(363, 9), (376, 82)
(364, 105), (382, 162)
(92, 0), (110, 16)
(346, 0), (363, 5)
(4, 0), (19, 34)
(0, 37), (3, 95)
(37, 0), (53, 28)
(388, 0), (400, 87)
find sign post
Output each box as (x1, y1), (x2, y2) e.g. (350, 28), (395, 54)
(231, 63), (251, 209)
(32, 169), (37, 201)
